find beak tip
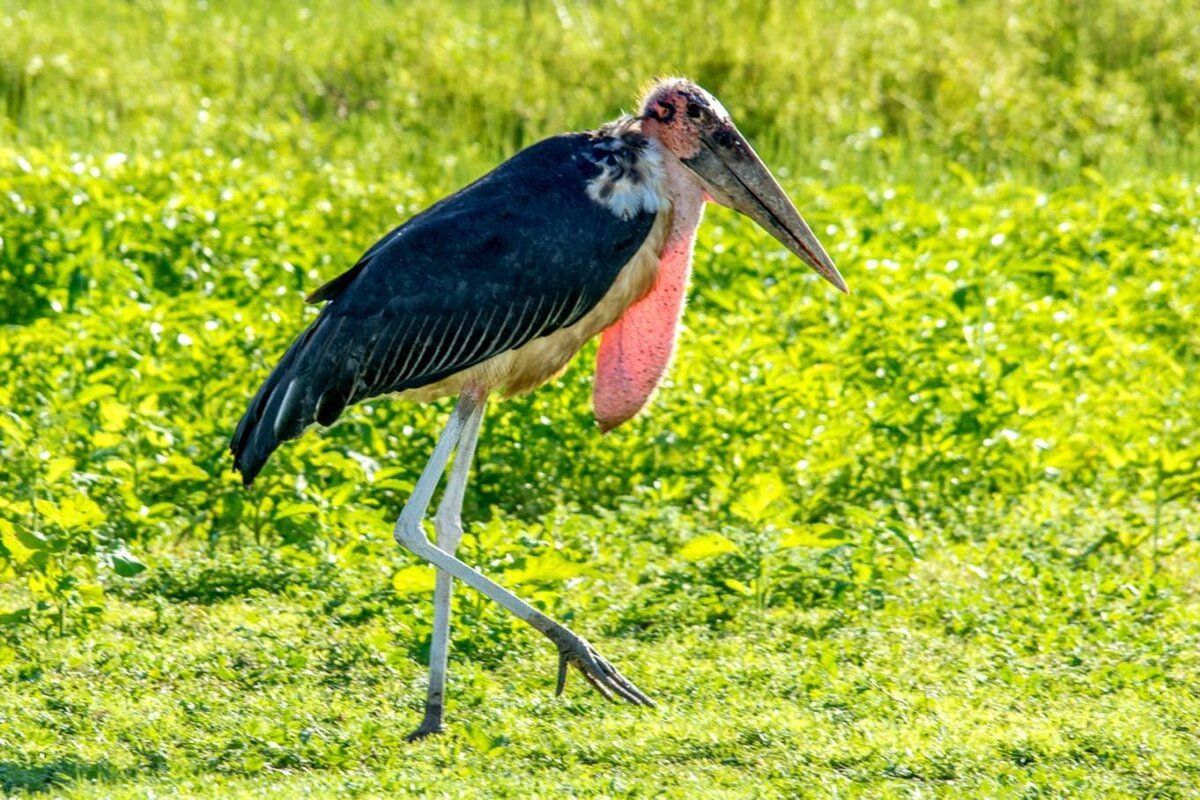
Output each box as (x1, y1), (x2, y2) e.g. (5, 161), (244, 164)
(821, 267), (849, 295)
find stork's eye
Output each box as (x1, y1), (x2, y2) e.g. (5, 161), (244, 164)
(686, 102), (703, 119)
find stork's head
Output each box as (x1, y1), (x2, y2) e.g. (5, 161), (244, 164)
(640, 78), (847, 293)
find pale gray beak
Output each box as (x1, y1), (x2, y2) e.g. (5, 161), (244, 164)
(682, 125), (848, 293)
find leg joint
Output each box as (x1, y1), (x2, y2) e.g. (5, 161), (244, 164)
(393, 517), (434, 555)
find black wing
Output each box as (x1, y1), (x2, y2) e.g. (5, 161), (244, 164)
(231, 132), (657, 484)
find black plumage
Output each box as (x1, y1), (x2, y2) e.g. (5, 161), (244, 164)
(231, 131), (658, 485)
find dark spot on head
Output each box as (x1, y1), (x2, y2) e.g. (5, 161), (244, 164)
(653, 99), (676, 123)
(598, 183), (613, 200)
(687, 101), (703, 119)
(714, 128), (736, 147)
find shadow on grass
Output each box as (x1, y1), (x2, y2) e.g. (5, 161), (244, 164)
(113, 548), (337, 605)
(0, 759), (135, 794)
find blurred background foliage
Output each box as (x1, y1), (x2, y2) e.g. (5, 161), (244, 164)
(2, 0), (1198, 185)
(0, 2), (1199, 793)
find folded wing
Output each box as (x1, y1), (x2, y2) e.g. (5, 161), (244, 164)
(231, 133), (658, 484)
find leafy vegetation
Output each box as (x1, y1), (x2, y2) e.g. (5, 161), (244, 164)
(2, 0), (1199, 796)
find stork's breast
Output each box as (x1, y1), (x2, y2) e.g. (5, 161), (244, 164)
(593, 225), (697, 432)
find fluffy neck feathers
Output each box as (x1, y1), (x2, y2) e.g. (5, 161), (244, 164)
(584, 118), (668, 220)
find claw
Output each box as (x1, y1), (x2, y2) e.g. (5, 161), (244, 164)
(406, 702), (446, 742)
(405, 720), (444, 742)
(546, 626), (655, 707)
(556, 650), (569, 696)
(576, 661), (617, 702)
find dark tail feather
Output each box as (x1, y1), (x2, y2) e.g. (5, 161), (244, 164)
(231, 318), (346, 486)
(230, 344), (299, 486)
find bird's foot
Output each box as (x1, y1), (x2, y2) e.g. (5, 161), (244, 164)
(541, 623), (654, 706)
(405, 705), (445, 742)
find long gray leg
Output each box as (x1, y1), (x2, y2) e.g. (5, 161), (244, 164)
(406, 394), (485, 741)
(395, 389), (652, 737)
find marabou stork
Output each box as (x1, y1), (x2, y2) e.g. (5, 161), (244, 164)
(231, 78), (846, 739)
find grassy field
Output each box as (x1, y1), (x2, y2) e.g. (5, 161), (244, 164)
(2, 0), (1200, 796)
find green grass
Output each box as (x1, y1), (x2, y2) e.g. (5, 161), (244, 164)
(2, 0), (1200, 796)
(4, 498), (1200, 797)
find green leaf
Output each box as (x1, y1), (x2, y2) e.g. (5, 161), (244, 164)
(724, 578), (753, 595)
(45, 457), (76, 484)
(0, 608), (30, 626)
(731, 473), (787, 524)
(98, 398), (131, 432)
(110, 546), (147, 577)
(213, 664), (239, 681)
(75, 383), (116, 405)
(679, 533), (739, 561)
(37, 494), (105, 532)
(0, 520), (45, 564)
(503, 551), (586, 585)
(78, 582), (105, 606)
(883, 525), (920, 558)
(779, 524), (846, 550)
(0, 413), (28, 447)
(461, 722), (509, 757)
(158, 454), (210, 482)
(392, 565), (434, 594)
(274, 501), (322, 521)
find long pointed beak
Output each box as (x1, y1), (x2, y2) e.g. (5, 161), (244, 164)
(682, 126), (848, 293)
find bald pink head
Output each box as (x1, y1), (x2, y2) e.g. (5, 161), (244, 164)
(635, 78), (847, 293)
(638, 78), (730, 161)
